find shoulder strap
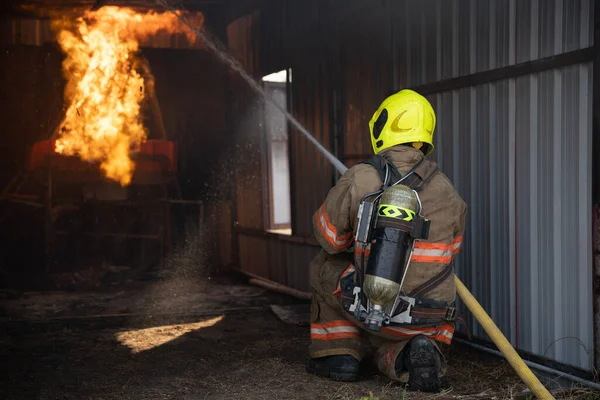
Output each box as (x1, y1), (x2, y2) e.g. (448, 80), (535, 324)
(361, 154), (401, 187)
(361, 155), (438, 191)
(407, 262), (453, 298)
(405, 161), (439, 192)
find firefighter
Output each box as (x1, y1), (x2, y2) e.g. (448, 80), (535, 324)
(306, 89), (467, 392)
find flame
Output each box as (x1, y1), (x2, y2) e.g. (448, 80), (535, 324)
(51, 7), (202, 185)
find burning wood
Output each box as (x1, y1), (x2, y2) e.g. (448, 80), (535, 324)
(49, 6), (202, 186)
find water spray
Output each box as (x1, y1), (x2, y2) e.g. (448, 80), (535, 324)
(156, 2), (555, 398)
(155, 0), (347, 176)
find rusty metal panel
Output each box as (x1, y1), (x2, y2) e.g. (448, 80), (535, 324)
(267, 237), (287, 286)
(0, 18), (54, 46)
(289, 63), (334, 236)
(206, 201), (233, 267)
(238, 235), (269, 278)
(259, 0), (286, 74)
(282, 241), (318, 292)
(340, 3), (392, 160)
(239, 234), (318, 292)
(261, 0), (337, 74)
(227, 12), (265, 231)
(138, 31), (204, 49)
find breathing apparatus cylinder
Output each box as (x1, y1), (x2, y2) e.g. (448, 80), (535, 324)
(363, 184), (420, 332)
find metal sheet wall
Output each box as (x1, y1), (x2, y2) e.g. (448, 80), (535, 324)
(230, 5), (334, 284)
(289, 63), (334, 236)
(228, 12), (265, 236)
(514, 64), (593, 369)
(259, 0), (339, 237)
(243, 0), (596, 371)
(340, 4), (392, 161)
(259, 0), (369, 76)
(399, 0), (595, 371)
(238, 234), (319, 291)
(227, 12), (271, 279)
(394, 0), (593, 87)
(432, 63), (594, 371)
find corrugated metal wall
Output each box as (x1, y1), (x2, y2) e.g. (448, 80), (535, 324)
(289, 62), (334, 236)
(431, 65), (594, 370)
(340, 4), (392, 163)
(514, 64), (593, 368)
(230, 5), (336, 291)
(227, 11), (270, 279)
(394, 0), (593, 86)
(389, 0), (594, 371)
(231, 0), (596, 370)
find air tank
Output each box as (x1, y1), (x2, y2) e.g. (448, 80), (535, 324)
(363, 184), (419, 330)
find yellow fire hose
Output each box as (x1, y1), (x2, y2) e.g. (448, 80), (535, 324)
(455, 275), (555, 399)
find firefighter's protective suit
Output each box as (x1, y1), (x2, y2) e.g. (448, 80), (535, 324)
(307, 89), (467, 391)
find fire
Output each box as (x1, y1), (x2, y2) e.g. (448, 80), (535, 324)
(51, 7), (202, 185)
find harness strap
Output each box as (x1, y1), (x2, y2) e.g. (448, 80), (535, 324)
(410, 306), (454, 320)
(410, 163), (439, 192)
(361, 154), (401, 185)
(408, 262), (454, 298)
(361, 153), (437, 192)
(391, 262), (456, 323)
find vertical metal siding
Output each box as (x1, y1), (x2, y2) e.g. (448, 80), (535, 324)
(488, 80), (513, 342)
(254, 0), (339, 291)
(514, 63), (593, 369)
(340, 3), (392, 159)
(391, 0), (595, 370)
(240, 234), (319, 292)
(278, 240), (319, 292)
(397, 0), (592, 87)
(289, 64), (333, 236)
(250, 0), (596, 370)
(228, 12), (264, 234)
(267, 238), (287, 286)
(238, 235), (269, 278)
(433, 64), (593, 370)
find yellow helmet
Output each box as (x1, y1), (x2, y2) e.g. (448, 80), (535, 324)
(368, 89), (436, 156)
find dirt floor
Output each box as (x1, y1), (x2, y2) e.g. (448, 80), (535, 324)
(0, 272), (597, 400)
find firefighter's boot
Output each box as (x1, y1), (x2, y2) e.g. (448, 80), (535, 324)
(398, 335), (441, 393)
(306, 355), (360, 382)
